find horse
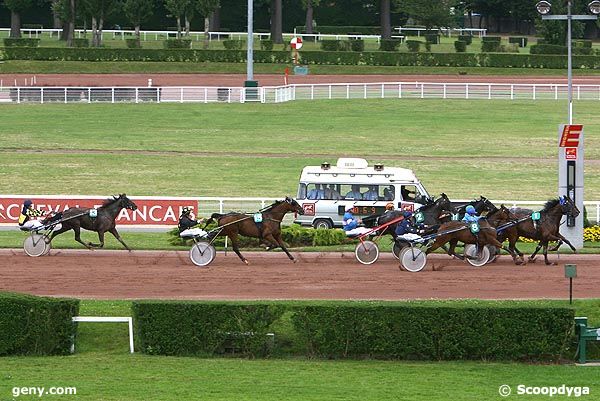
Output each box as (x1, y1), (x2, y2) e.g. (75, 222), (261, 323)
(503, 196), (580, 265)
(453, 196), (497, 220)
(204, 197), (304, 265)
(47, 194), (138, 251)
(485, 204), (526, 265)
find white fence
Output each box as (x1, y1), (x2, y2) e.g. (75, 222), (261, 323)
(395, 27), (487, 38)
(4, 82), (600, 104)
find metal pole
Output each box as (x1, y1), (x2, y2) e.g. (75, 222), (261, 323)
(568, 0), (573, 125)
(247, 0), (253, 81)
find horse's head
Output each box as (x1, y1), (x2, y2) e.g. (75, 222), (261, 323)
(477, 196), (497, 214)
(559, 195), (580, 218)
(117, 194), (138, 211)
(283, 197), (304, 215)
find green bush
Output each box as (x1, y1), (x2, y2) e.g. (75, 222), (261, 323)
(133, 301), (285, 357)
(71, 38), (89, 48)
(291, 305), (574, 361)
(125, 38), (141, 49)
(3, 38), (40, 47)
(574, 39), (592, 48)
(481, 41), (500, 52)
(223, 39), (243, 50)
(349, 39), (364, 52)
(425, 34), (439, 44)
(509, 37), (528, 47)
(458, 34), (472, 45)
(164, 39), (191, 49)
(260, 40), (273, 51)
(0, 292), (79, 356)
(379, 39), (400, 51)
(482, 36), (502, 43)
(320, 40), (342, 51)
(454, 40), (467, 53)
(406, 40), (421, 52)
(499, 43), (519, 53)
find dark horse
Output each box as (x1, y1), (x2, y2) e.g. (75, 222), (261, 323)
(205, 197), (304, 265)
(453, 196), (497, 220)
(372, 193), (455, 240)
(501, 196), (580, 265)
(485, 204), (526, 265)
(47, 194), (138, 250)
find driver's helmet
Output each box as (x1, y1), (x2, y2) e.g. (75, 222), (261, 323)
(402, 211), (413, 218)
(181, 207), (192, 216)
(23, 199), (33, 208)
(465, 205), (477, 215)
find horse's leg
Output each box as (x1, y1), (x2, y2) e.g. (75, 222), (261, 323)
(269, 232), (296, 262)
(229, 233), (248, 265)
(88, 231), (105, 248)
(72, 226), (93, 250)
(548, 240), (564, 252)
(542, 241), (553, 265)
(108, 227), (131, 251)
(48, 225), (71, 243)
(549, 233), (577, 252)
(529, 242), (543, 263)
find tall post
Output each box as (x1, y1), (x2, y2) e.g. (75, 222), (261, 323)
(247, 0), (253, 82)
(567, 0), (573, 124)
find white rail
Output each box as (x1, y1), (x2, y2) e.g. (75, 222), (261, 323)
(4, 82), (600, 104)
(395, 27), (487, 38)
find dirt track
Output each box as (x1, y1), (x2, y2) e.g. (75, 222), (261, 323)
(2, 73), (600, 87)
(0, 249), (598, 300)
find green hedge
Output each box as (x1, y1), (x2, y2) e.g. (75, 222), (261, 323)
(125, 38), (141, 49)
(320, 40), (342, 51)
(133, 301), (574, 361)
(379, 39), (400, 51)
(406, 40), (421, 53)
(530, 44), (594, 55)
(0, 292), (79, 356)
(133, 301), (285, 357)
(223, 40), (243, 50)
(163, 39), (191, 49)
(458, 34), (472, 45)
(482, 41), (500, 52)
(482, 36), (502, 43)
(425, 34), (440, 44)
(454, 40), (467, 53)
(260, 39), (273, 51)
(291, 305), (574, 361)
(72, 38), (90, 48)
(509, 37), (528, 47)
(6, 47), (600, 69)
(3, 38), (40, 47)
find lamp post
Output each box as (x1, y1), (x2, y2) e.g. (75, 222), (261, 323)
(245, 0), (258, 91)
(535, 0), (600, 249)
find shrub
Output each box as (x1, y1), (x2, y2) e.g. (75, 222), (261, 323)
(499, 43), (519, 53)
(482, 36), (502, 43)
(3, 38), (40, 47)
(379, 39), (400, 51)
(454, 40), (467, 53)
(481, 41), (500, 52)
(260, 40), (273, 51)
(0, 292), (79, 356)
(406, 40), (421, 52)
(574, 39), (592, 48)
(509, 37), (528, 47)
(425, 34), (439, 44)
(349, 39), (364, 52)
(458, 34), (472, 45)
(133, 301), (285, 357)
(125, 38), (141, 49)
(164, 39), (192, 49)
(320, 40), (342, 51)
(529, 44), (592, 55)
(584, 225), (600, 241)
(71, 38), (90, 48)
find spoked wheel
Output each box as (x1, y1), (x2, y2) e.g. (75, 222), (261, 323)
(464, 244), (491, 267)
(355, 240), (379, 265)
(42, 241), (52, 256)
(392, 241), (408, 260)
(485, 245), (499, 264)
(23, 234), (49, 257)
(189, 241), (216, 267)
(399, 247), (427, 272)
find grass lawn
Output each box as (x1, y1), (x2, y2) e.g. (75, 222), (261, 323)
(1, 299), (599, 401)
(0, 100), (599, 200)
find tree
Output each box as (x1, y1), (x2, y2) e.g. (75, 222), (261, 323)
(52, 0), (76, 45)
(123, 0), (154, 42)
(164, 0), (191, 38)
(399, 0), (457, 32)
(300, 0), (320, 34)
(270, 0), (282, 44)
(4, 0), (33, 38)
(196, 0), (219, 49)
(80, 0), (119, 46)
(380, 0), (391, 39)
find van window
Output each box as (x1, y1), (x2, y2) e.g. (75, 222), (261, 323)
(383, 185), (395, 201)
(400, 185), (418, 201)
(297, 183), (307, 200)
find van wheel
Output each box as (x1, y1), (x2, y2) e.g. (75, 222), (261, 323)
(313, 219), (333, 229)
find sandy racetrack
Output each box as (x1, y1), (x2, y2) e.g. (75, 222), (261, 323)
(0, 249), (597, 300)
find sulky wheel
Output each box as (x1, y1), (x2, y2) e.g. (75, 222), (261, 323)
(464, 244), (491, 267)
(189, 241), (216, 267)
(23, 234), (49, 257)
(399, 247), (427, 272)
(42, 241), (52, 256)
(485, 245), (499, 264)
(392, 241), (408, 260)
(354, 241), (379, 265)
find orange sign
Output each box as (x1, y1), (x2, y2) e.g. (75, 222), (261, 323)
(566, 148), (578, 160)
(559, 125), (583, 148)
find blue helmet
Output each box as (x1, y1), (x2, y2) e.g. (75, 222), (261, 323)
(465, 205), (476, 215)
(23, 199), (32, 207)
(402, 211), (413, 218)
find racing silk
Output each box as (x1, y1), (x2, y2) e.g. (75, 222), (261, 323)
(345, 190), (363, 200)
(342, 212), (358, 231)
(178, 215), (199, 233)
(462, 214), (481, 223)
(18, 207), (44, 226)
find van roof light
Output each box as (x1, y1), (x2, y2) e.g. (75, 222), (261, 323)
(374, 163), (384, 171)
(321, 162), (331, 170)
(336, 158), (368, 169)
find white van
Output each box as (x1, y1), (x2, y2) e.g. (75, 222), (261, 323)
(294, 158), (431, 229)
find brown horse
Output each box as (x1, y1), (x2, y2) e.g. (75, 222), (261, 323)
(503, 196), (580, 265)
(205, 197), (304, 264)
(425, 218), (517, 262)
(47, 194), (138, 250)
(485, 204), (525, 265)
